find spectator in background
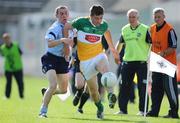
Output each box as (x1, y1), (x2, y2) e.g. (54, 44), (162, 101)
(0, 33), (24, 99)
(116, 45), (136, 104)
(147, 8), (179, 118)
(115, 9), (151, 115)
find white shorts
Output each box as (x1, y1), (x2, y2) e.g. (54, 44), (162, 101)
(80, 53), (108, 80)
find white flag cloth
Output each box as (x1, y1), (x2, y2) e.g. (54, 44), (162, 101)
(149, 51), (177, 77)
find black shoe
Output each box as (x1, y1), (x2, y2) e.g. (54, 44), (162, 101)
(163, 114), (179, 119)
(108, 93), (117, 108)
(129, 100), (135, 104)
(146, 112), (158, 117)
(41, 88), (47, 96)
(77, 108), (83, 114)
(163, 114), (171, 118)
(73, 94), (80, 106)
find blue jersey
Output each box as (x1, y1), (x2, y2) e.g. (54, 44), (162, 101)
(45, 21), (65, 57)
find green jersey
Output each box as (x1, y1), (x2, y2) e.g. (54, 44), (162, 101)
(122, 23), (150, 61)
(71, 17), (108, 60)
(0, 42), (23, 72)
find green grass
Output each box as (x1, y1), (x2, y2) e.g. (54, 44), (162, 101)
(0, 76), (180, 123)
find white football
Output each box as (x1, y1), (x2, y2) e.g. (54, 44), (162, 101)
(101, 72), (117, 88)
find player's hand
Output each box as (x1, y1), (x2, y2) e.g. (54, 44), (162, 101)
(64, 44), (71, 62)
(115, 57), (121, 64)
(158, 51), (165, 57)
(112, 49), (121, 64)
(65, 55), (70, 62)
(62, 38), (74, 46)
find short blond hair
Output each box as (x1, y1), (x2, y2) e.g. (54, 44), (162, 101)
(127, 9), (139, 17)
(55, 6), (68, 16)
(2, 33), (10, 39)
(153, 7), (165, 15)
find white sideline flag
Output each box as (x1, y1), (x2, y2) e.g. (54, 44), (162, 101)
(149, 51), (177, 77)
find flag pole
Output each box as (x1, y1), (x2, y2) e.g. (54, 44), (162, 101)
(143, 44), (152, 117)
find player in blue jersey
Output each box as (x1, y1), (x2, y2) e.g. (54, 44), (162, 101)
(39, 6), (73, 118)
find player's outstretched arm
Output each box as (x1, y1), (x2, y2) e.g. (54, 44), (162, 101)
(104, 30), (120, 64)
(64, 23), (73, 38)
(47, 38), (73, 48)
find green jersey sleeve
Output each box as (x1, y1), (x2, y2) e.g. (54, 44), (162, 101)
(72, 17), (84, 30)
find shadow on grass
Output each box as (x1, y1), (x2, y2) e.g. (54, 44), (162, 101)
(63, 117), (148, 123)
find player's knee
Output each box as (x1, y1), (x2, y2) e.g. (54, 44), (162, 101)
(75, 75), (85, 89)
(90, 91), (98, 99)
(57, 83), (68, 94)
(59, 86), (67, 94)
(49, 83), (57, 91)
(75, 83), (84, 89)
(60, 90), (67, 94)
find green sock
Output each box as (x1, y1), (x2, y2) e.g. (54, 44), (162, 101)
(95, 100), (104, 112)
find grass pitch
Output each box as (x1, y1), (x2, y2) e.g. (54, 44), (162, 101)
(0, 76), (179, 123)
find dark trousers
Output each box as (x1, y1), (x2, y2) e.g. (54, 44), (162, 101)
(5, 70), (24, 98)
(129, 83), (136, 103)
(149, 72), (179, 116)
(117, 64), (136, 103)
(118, 61), (148, 113)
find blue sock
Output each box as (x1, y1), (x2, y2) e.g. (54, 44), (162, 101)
(40, 105), (47, 114)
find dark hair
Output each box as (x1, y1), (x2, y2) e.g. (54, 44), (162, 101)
(90, 5), (104, 16)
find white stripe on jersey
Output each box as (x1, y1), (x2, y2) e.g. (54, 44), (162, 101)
(170, 30), (177, 47)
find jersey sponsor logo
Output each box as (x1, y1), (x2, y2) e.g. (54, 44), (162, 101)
(85, 35), (100, 43)
(137, 32), (141, 37)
